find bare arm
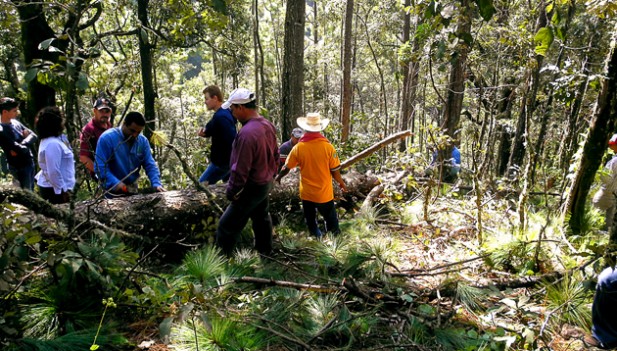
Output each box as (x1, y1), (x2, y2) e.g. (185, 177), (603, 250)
(275, 165), (291, 183)
(331, 169), (347, 192)
(79, 155), (95, 173)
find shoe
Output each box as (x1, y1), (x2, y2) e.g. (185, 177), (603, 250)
(583, 333), (603, 348)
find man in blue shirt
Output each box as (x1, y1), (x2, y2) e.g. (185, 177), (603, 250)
(425, 145), (461, 182)
(0, 97), (38, 190)
(197, 85), (237, 185)
(95, 111), (165, 197)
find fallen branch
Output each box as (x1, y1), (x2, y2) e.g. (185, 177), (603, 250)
(235, 276), (338, 293)
(340, 130), (412, 170)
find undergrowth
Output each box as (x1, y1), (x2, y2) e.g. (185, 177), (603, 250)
(0, 184), (610, 351)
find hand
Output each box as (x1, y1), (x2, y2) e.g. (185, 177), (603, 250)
(339, 183), (347, 193)
(22, 129), (30, 137)
(197, 128), (206, 137)
(114, 182), (127, 193)
(154, 186), (166, 192)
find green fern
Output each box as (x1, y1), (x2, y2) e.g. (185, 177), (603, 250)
(544, 273), (592, 329)
(180, 246), (226, 285)
(456, 283), (489, 312)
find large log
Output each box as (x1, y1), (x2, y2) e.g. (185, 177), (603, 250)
(67, 170), (379, 239)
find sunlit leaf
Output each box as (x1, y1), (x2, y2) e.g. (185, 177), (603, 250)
(534, 27), (554, 56)
(24, 68), (38, 83)
(38, 38), (55, 50)
(150, 130), (168, 146)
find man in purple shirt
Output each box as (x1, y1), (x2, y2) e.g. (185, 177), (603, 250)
(79, 97), (112, 177)
(215, 88), (279, 256)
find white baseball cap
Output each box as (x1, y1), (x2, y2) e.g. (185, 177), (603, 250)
(221, 88), (256, 109)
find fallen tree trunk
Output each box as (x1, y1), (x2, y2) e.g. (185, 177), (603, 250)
(0, 171), (379, 240)
(75, 171), (378, 238)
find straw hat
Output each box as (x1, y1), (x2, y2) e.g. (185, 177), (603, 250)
(297, 112), (329, 132)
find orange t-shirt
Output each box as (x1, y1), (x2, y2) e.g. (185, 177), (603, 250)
(285, 137), (341, 203)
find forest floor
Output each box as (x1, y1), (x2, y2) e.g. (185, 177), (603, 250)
(120, 184), (601, 351)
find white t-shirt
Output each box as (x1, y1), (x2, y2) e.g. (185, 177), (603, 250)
(593, 155), (617, 210)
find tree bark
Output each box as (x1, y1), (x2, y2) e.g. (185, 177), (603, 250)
(137, 0), (157, 142)
(281, 0), (305, 139)
(13, 0), (58, 127)
(565, 23), (617, 235)
(340, 0), (354, 142)
(507, 4), (548, 178)
(398, 2), (421, 151)
(438, 0), (472, 179)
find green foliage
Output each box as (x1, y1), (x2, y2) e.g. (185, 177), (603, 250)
(544, 273), (592, 329)
(474, 0), (496, 21)
(179, 246), (226, 285)
(170, 314), (269, 351)
(6, 329), (126, 351)
(534, 27), (554, 56)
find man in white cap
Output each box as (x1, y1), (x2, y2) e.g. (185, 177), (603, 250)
(593, 133), (617, 231)
(278, 127), (304, 168)
(275, 112), (347, 237)
(215, 88), (279, 256)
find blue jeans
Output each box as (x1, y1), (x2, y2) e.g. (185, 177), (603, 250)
(199, 163), (230, 184)
(302, 200), (340, 237)
(216, 182), (273, 256)
(9, 162), (35, 191)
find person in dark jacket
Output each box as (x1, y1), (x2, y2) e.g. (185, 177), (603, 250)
(0, 97), (37, 190)
(587, 267), (617, 349)
(197, 85), (237, 185)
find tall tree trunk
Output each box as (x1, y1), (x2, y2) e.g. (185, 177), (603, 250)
(398, 1), (421, 150)
(13, 0), (58, 127)
(137, 0), (157, 142)
(340, 0), (354, 142)
(281, 0), (306, 139)
(565, 23), (617, 235)
(361, 12), (389, 139)
(507, 4), (548, 178)
(530, 4), (574, 184)
(558, 29), (596, 171)
(253, 0), (265, 103)
(438, 0), (472, 177)
(398, 1), (411, 151)
(2, 56), (20, 96)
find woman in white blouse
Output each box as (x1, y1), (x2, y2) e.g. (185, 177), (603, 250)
(34, 106), (75, 204)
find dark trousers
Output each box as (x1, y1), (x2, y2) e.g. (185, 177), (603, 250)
(9, 162), (35, 191)
(216, 182), (273, 256)
(592, 267), (617, 349)
(302, 199), (340, 237)
(38, 186), (70, 204)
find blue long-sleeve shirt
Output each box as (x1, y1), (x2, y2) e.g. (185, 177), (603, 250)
(203, 108), (236, 167)
(94, 127), (162, 191)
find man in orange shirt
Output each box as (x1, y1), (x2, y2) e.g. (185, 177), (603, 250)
(275, 113), (347, 237)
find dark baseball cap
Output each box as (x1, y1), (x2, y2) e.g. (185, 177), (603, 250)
(0, 97), (19, 111)
(93, 97), (112, 110)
